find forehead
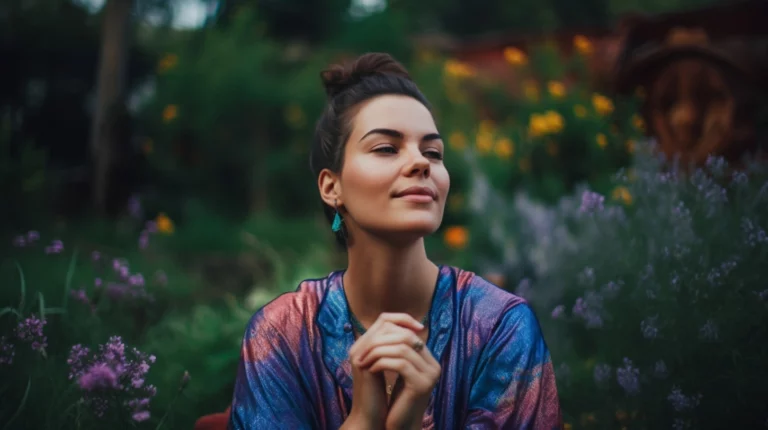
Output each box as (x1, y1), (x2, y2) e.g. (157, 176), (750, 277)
(351, 95), (436, 136)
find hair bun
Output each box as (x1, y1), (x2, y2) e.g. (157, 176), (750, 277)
(320, 52), (411, 98)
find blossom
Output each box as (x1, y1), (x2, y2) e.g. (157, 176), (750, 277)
(596, 133), (608, 149)
(616, 358), (640, 395)
(503, 47), (527, 65)
(667, 386), (702, 411)
(591, 93), (614, 115)
(155, 213), (174, 234)
(573, 105), (587, 118)
(449, 131), (467, 150)
(593, 363), (611, 386)
(640, 315), (659, 339)
(0, 336), (15, 365)
(551, 305), (565, 319)
(573, 35), (593, 55)
(547, 81), (566, 98)
(443, 59), (475, 79)
(12, 235), (26, 247)
(494, 137), (514, 159)
(162, 104), (178, 122)
(579, 191), (605, 213)
(78, 363), (119, 390)
(443, 226), (469, 249)
(45, 239), (64, 254)
(15, 314), (47, 353)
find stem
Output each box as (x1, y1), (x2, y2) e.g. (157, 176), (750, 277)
(154, 390), (181, 430)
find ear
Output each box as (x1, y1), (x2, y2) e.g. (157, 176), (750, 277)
(318, 168), (342, 208)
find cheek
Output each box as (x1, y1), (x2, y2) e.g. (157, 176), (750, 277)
(433, 165), (451, 197)
(342, 157), (394, 198)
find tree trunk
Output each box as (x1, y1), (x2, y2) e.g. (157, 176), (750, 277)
(90, 0), (133, 214)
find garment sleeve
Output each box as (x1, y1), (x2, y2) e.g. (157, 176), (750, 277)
(228, 312), (315, 429)
(463, 303), (562, 430)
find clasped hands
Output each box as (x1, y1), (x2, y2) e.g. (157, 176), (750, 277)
(347, 313), (441, 430)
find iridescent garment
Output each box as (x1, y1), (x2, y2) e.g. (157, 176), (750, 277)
(229, 265), (561, 429)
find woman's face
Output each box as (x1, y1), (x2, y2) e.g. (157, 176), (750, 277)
(326, 94), (450, 243)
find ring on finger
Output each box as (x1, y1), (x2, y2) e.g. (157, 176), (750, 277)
(412, 339), (425, 352)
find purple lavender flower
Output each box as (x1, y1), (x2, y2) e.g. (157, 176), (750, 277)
(580, 190), (605, 213)
(138, 231), (150, 250)
(551, 305), (565, 319)
(70, 289), (92, 307)
(616, 357), (640, 396)
(132, 410), (150, 422)
(653, 360), (668, 379)
(27, 230), (40, 242)
(68, 345), (91, 380)
(118, 265), (130, 280)
(572, 298), (587, 317)
(127, 195), (142, 218)
(78, 363), (119, 390)
(128, 274), (145, 287)
(640, 315), (659, 339)
(94, 278), (103, 288)
(572, 293), (604, 328)
(667, 386), (702, 411)
(15, 314), (47, 353)
(106, 282), (129, 300)
(699, 319), (719, 341)
(145, 220), (158, 234)
(112, 258), (123, 272)
(13, 235), (26, 247)
(593, 363), (611, 386)
(0, 336), (15, 365)
(45, 239), (64, 254)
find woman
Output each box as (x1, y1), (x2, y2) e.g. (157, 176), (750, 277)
(227, 53), (561, 429)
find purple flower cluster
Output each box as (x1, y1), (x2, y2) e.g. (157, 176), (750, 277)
(550, 305), (565, 319)
(139, 220), (159, 250)
(15, 314), (47, 353)
(667, 386), (702, 412)
(640, 315), (660, 339)
(12, 230), (40, 247)
(579, 190), (605, 213)
(616, 357), (640, 396)
(67, 336), (157, 421)
(0, 336), (15, 365)
(45, 239), (64, 254)
(572, 292), (604, 328)
(593, 363), (611, 386)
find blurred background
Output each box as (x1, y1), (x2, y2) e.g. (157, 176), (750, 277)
(2, 0), (768, 428)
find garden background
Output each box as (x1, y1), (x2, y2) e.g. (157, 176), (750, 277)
(2, 0), (768, 428)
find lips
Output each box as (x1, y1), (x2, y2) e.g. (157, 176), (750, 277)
(394, 186), (438, 200)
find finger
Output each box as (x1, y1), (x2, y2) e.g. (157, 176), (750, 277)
(357, 325), (423, 362)
(358, 343), (428, 371)
(368, 357), (430, 389)
(376, 312), (425, 332)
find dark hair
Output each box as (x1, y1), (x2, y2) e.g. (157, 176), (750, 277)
(309, 52), (432, 247)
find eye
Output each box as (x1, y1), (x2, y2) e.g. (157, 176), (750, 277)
(373, 146), (397, 154)
(424, 150), (443, 160)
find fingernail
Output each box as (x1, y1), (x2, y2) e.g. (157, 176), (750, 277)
(417, 322), (425, 329)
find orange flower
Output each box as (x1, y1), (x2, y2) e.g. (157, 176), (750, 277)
(573, 104), (588, 118)
(591, 93), (614, 116)
(626, 139), (636, 153)
(632, 114), (645, 132)
(573, 35), (593, 55)
(155, 213), (175, 234)
(162, 105), (178, 123)
(157, 53), (178, 73)
(612, 186), (633, 205)
(523, 80), (539, 101)
(596, 133), (608, 149)
(494, 137), (514, 159)
(475, 131), (493, 154)
(444, 59), (475, 79)
(547, 81), (566, 98)
(443, 226), (468, 250)
(503, 47), (527, 66)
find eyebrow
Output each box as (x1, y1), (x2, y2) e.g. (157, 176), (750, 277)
(359, 128), (442, 143)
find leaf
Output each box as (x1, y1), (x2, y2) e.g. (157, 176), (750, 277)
(14, 260), (25, 315)
(1, 377), (31, 430)
(0, 307), (21, 319)
(38, 292), (45, 321)
(63, 248), (78, 309)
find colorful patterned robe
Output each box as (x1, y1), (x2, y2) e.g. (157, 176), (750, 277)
(229, 265), (562, 429)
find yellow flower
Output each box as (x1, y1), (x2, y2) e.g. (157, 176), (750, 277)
(444, 59), (475, 79)
(475, 131), (493, 154)
(596, 133), (608, 149)
(528, 114), (548, 137)
(443, 226), (468, 249)
(449, 131), (467, 150)
(519, 157), (531, 173)
(157, 53), (178, 73)
(546, 141), (559, 156)
(612, 186), (633, 205)
(626, 139), (636, 153)
(523, 80), (539, 101)
(591, 93), (614, 116)
(155, 213), (175, 234)
(162, 105), (178, 123)
(284, 104), (306, 128)
(544, 110), (564, 133)
(479, 119), (496, 134)
(503, 47), (527, 66)
(573, 104), (588, 118)
(573, 35), (593, 55)
(563, 423), (573, 430)
(547, 81), (566, 98)
(494, 137), (514, 159)
(417, 49), (437, 63)
(632, 114), (645, 132)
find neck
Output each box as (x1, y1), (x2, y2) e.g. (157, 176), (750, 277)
(343, 233), (438, 328)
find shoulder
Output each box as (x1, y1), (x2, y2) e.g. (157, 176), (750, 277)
(243, 272), (337, 339)
(449, 266), (545, 346)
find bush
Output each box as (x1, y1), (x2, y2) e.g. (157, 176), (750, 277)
(471, 140), (768, 429)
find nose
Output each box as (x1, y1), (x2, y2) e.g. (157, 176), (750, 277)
(403, 146), (430, 178)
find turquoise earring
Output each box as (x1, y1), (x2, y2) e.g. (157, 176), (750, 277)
(331, 200), (343, 233)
